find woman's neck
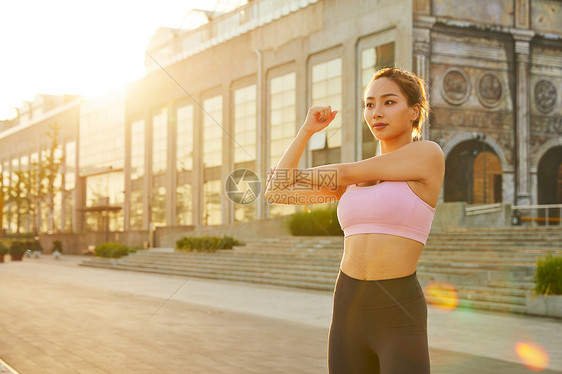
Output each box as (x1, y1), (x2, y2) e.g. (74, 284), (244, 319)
(380, 134), (413, 154)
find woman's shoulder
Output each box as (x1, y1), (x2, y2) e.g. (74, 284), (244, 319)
(409, 140), (444, 155)
(404, 141), (445, 180)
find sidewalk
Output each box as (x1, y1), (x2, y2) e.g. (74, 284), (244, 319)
(0, 255), (560, 373)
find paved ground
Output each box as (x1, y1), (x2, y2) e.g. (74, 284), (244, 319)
(0, 255), (560, 373)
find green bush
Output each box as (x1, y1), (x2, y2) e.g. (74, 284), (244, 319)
(535, 254), (562, 295)
(9, 241), (27, 256)
(286, 206), (344, 236)
(176, 235), (242, 252)
(95, 242), (130, 258)
(0, 242), (8, 255)
(128, 246), (144, 254)
(3, 233), (33, 240)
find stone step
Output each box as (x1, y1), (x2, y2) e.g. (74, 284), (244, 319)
(81, 227), (559, 317)
(426, 295), (528, 314)
(133, 249), (544, 273)
(80, 260), (337, 291)
(138, 250), (343, 262)
(487, 279), (535, 290)
(442, 227), (562, 233)
(416, 268), (534, 285)
(117, 257), (340, 274)
(81, 259), (529, 314)
(429, 242), (562, 246)
(420, 251), (540, 264)
(233, 246), (557, 260)
(82, 256), (338, 280)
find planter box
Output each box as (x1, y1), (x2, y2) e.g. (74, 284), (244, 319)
(526, 291), (562, 318)
(10, 254), (24, 261)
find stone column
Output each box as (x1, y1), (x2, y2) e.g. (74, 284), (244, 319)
(413, 16), (435, 141)
(512, 30), (534, 206)
(515, 0), (530, 29)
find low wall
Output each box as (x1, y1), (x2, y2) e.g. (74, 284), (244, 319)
(39, 231), (149, 255)
(432, 202), (466, 229)
(432, 202), (513, 229)
(154, 216), (291, 248)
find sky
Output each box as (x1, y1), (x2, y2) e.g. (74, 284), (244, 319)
(0, 0), (244, 120)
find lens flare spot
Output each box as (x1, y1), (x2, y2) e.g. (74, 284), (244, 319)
(515, 342), (549, 372)
(424, 281), (459, 311)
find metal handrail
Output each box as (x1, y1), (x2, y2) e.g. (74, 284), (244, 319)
(512, 204), (562, 226)
(465, 203), (502, 216)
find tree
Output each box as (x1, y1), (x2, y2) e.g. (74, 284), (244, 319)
(42, 123), (65, 233)
(0, 123), (64, 234)
(2, 170), (27, 233)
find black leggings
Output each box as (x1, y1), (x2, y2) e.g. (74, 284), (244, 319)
(328, 270), (430, 373)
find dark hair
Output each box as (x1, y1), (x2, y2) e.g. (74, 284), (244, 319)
(364, 68), (429, 139)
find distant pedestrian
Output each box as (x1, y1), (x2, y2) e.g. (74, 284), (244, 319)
(265, 67), (444, 373)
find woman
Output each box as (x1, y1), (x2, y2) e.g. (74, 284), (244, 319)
(265, 67), (444, 373)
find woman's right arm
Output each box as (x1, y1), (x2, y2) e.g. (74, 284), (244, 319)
(264, 106), (346, 205)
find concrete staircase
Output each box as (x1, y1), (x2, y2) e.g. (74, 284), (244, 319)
(80, 227), (562, 315)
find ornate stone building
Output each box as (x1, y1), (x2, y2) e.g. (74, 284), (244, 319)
(413, 0), (562, 207)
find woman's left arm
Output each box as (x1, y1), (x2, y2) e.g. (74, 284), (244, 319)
(297, 141), (444, 186)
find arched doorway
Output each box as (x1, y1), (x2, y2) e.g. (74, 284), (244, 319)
(537, 146), (562, 212)
(445, 140), (503, 204)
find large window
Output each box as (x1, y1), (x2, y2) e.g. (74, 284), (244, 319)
(152, 111), (167, 226)
(65, 142), (76, 191)
(234, 85), (257, 163)
(86, 172), (124, 208)
(269, 72), (297, 217)
(1, 161), (9, 232)
(176, 105), (194, 172)
(203, 96), (223, 168)
(176, 105), (194, 226)
(203, 180), (222, 225)
(131, 120), (145, 180)
(152, 185), (166, 227)
(360, 42), (395, 159)
(233, 85), (257, 223)
(269, 73), (296, 168)
(63, 141), (76, 232)
(176, 184), (193, 225)
(79, 92), (125, 174)
(130, 190), (144, 230)
(52, 146), (63, 233)
(310, 58), (342, 166)
(84, 171), (124, 232)
(130, 120), (145, 230)
(152, 112), (168, 175)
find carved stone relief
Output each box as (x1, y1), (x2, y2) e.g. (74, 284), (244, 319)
(433, 128), (514, 165)
(515, 0), (529, 29)
(432, 108), (512, 131)
(534, 80), (557, 114)
(476, 72), (503, 108)
(532, 116), (562, 134)
(531, 135), (556, 156)
(440, 68), (471, 105)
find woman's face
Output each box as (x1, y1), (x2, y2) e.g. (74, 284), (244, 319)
(363, 77), (419, 141)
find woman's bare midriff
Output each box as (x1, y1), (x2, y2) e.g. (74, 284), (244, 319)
(340, 233), (424, 280)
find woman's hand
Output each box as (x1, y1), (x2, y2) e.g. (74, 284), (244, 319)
(266, 165), (276, 187)
(301, 106), (338, 134)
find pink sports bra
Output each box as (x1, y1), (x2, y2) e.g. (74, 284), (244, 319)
(336, 181), (436, 245)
